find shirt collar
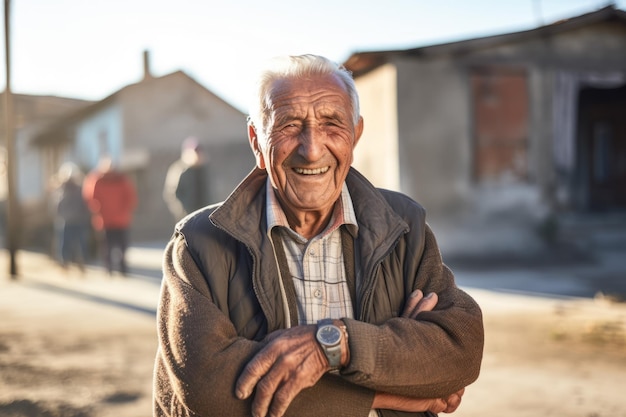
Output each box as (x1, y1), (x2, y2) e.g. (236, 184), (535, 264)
(266, 179), (358, 240)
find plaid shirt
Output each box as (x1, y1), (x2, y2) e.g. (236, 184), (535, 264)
(266, 180), (358, 325)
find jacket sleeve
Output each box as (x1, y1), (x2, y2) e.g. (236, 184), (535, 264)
(153, 233), (375, 417)
(341, 224), (484, 400)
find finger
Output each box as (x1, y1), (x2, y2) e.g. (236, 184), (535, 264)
(250, 372), (281, 417)
(443, 395), (461, 413)
(263, 329), (287, 343)
(373, 392), (447, 413)
(427, 398), (448, 414)
(401, 290), (424, 318)
(412, 292), (438, 317)
(256, 340), (323, 417)
(443, 388), (465, 413)
(236, 349), (275, 400)
(266, 381), (299, 417)
(242, 328), (324, 416)
(406, 292), (438, 319)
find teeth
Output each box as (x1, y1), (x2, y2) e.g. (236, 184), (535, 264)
(294, 167), (329, 175)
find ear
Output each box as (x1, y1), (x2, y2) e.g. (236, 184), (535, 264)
(353, 116), (364, 148)
(248, 123), (266, 169)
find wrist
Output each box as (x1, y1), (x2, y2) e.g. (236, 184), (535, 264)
(332, 319), (350, 367)
(316, 319), (350, 370)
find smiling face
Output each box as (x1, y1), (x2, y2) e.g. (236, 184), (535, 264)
(249, 73), (363, 231)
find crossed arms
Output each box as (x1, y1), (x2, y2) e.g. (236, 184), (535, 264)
(235, 290), (465, 417)
(154, 232), (484, 417)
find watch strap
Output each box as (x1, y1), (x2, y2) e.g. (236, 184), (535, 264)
(317, 319), (344, 369)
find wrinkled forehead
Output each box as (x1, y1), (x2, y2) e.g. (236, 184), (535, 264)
(266, 75), (353, 117)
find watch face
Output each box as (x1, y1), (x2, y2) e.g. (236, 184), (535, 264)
(317, 325), (341, 345)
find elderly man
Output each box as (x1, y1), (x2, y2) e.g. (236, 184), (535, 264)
(153, 54), (484, 417)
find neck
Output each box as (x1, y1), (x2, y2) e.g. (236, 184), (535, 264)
(287, 210), (332, 239)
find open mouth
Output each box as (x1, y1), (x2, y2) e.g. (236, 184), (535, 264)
(293, 166), (330, 175)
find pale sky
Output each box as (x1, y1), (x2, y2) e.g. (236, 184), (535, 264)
(2, 0), (624, 112)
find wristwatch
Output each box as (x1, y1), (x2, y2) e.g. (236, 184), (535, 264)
(316, 318), (343, 369)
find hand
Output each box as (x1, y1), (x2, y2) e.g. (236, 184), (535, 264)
(373, 388), (465, 413)
(235, 325), (328, 417)
(402, 289), (438, 319)
(372, 289), (465, 414)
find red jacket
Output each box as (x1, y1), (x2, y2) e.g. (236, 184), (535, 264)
(82, 170), (137, 231)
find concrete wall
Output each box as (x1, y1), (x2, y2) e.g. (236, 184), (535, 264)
(35, 72), (255, 242)
(115, 74), (251, 241)
(347, 15), (626, 257)
(15, 127), (46, 203)
(394, 57), (472, 216)
(129, 143), (255, 242)
(352, 64), (400, 191)
(121, 72), (247, 151)
(74, 104), (124, 168)
(0, 94), (91, 204)
(391, 18), (626, 215)
(464, 19), (626, 209)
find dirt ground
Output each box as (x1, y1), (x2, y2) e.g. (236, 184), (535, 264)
(456, 289), (626, 417)
(1, 252), (625, 417)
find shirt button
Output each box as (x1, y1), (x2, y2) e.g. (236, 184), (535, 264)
(313, 288), (322, 298)
(310, 249), (316, 256)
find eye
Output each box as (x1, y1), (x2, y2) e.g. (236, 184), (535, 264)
(322, 122), (345, 134)
(280, 122), (302, 133)
(320, 116), (344, 129)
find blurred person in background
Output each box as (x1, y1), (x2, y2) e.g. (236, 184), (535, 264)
(82, 155), (137, 276)
(163, 136), (211, 221)
(153, 54), (483, 417)
(50, 162), (91, 273)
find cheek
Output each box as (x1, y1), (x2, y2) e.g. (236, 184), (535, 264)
(268, 140), (295, 166)
(259, 138), (287, 170)
(332, 138), (356, 164)
(265, 147), (287, 179)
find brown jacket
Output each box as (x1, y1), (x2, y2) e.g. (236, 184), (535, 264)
(153, 168), (484, 417)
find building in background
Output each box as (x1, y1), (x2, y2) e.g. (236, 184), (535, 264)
(27, 51), (254, 244)
(0, 93), (93, 246)
(344, 5), (626, 258)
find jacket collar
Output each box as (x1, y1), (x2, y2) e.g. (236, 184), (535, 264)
(210, 167), (408, 257)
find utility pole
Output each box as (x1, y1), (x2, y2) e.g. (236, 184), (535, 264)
(4, 0), (18, 278)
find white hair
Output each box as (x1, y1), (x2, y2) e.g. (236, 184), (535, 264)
(247, 54), (360, 137)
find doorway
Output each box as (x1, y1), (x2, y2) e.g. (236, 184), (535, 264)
(576, 85), (626, 210)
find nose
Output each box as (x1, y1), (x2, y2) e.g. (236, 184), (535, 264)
(298, 126), (325, 162)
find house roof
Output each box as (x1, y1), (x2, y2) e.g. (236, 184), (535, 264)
(30, 70), (244, 147)
(343, 5), (626, 77)
(0, 93), (93, 135)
